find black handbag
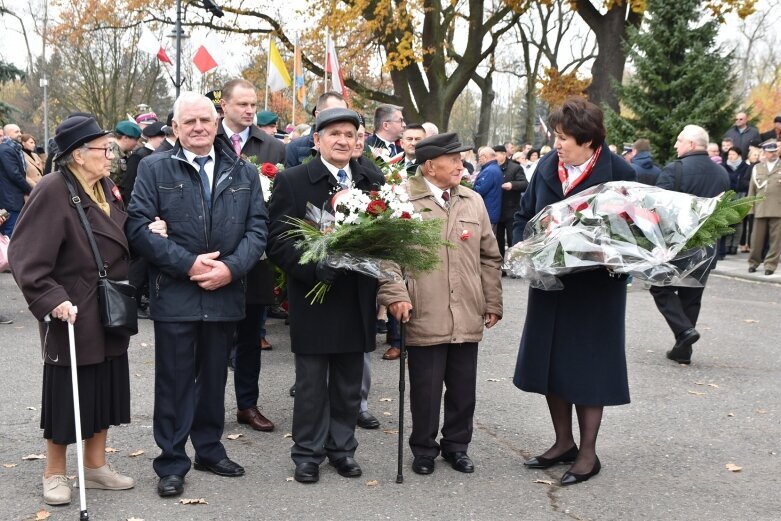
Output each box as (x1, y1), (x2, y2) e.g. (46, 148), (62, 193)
(62, 170), (138, 336)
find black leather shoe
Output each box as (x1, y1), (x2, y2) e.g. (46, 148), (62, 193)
(357, 411), (380, 429)
(193, 457), (245, 477)
(330, 456), (362, 478)
(524, 445), (579, 469)
(765, 269), (775, 276)
(137, 306), (150, 319)
(560, 457), (601, 486)
(748, 266), (757, 273)
(441, 451), (474, 473)
(157, 475), (184, 497)
(412, 456), (435, 475)
(667, 328), (699, 364)
(294, 462), (320, 483)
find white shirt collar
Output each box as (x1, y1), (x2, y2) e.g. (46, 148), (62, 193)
(423, 177), (449, 208)
(320, 157), (352, 184)
(221, 121), (251, 149)
(181, 147), (216, 166)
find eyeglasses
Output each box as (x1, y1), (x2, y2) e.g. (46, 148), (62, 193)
(83, 147), (114, 158)
(389, 118), (405, 124)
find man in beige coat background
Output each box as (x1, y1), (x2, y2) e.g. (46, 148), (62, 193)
(748, 140), (781, 275)
(379, 133), (503, 476)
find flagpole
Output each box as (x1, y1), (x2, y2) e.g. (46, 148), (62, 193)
(292, 33), (298, 127)
(265, 34), (272, 111)
(324, 29), (329, 95)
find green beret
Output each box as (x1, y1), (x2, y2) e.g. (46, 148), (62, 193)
(114, 120), (141, 139)
(257, 110), (278, 126)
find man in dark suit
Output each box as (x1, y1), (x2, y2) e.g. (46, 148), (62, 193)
(652, 124), (730, 365)
(126, 92), (268, 497)
(267, 108), (384, 484)
(493, 144), (528, 261)
(155, 112), (176, 153)
(400, 123), (426, 176)
(216, 78), (286, 433)
(760, 116), (781, 142)
(284, 91), (348, 167)
(365, 104), (405, 158)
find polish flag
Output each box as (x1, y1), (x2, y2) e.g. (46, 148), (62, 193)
(137, 26), (173, 65)
(326, 38), (347, 99)
(192, 35), (224, 74)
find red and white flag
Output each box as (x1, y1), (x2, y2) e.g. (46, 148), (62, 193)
(326, 38), (347, 99)
(539, 115), (550, 138)
(192, 35), (224, 74)
(137, 26), (172, 65)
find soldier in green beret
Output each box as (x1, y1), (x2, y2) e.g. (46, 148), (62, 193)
(109, 120), (141, 186)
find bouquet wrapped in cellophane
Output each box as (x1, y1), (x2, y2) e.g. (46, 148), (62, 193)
(282, 178), (451, 303)
(506, 182), (757, 290)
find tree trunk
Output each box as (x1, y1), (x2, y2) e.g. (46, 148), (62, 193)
(475, 74), (495, 147)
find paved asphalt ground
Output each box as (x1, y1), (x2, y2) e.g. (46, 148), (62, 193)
(1, 251), (779, 521)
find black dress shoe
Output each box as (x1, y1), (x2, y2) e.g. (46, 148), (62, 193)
(765, 269), (775, 276)
(524, 445), (579, 469)
(412, 456), (435, 475)
(748, 266), (757, 273)
(157, 475), (184, 497)
(330, 456), (362, 478)
(267, 305), (288, 319)
(193, 457), (245, 477)
(357, 411), (380, 429)
(667, 328), (699, 364)
(441, 451), (474, 473)
(560, 457), (601, 486)
(137, 306), (150, 319)
(294, 462), (320, 483)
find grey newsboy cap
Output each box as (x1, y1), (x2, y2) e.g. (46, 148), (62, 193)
(315, 108), (361, 132)
(414, 133), (472, 163)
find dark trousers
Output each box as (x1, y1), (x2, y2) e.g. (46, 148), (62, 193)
(234, 304), (265, 410)
(496, 216), (515, 260)
(152, 321), (235, 477)
(128, 256), (148, 305)
(291, 352), (364, 465)
(649, 266), (713, 338)
(407, 342), (478, 458)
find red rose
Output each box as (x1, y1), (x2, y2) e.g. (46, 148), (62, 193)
(400, 211), (412, 219)
(280, 300), (289, 312)
(261, 162), (278, 179)
(273, 287), (281, 296)
(366, 199), (387, 216)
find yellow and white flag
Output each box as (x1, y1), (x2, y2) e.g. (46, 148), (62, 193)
(267, 40), (292, 92)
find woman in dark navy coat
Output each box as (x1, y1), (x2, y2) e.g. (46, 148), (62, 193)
(512, 98), (636, 486)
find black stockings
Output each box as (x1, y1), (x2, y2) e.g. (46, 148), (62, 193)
(542, 394), (603, 474)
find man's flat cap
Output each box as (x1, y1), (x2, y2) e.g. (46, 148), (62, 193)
(492, 145), (507, 153)
(256, 110), (278, 126)
(142, 121), (166, 138)
(114, 120), (141, 138)
(415, 133), (472, 163)
(315, 108), (361, 132)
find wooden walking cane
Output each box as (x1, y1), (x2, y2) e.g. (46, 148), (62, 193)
(67, 309), (90, 520)
(396, 319), (407, 484)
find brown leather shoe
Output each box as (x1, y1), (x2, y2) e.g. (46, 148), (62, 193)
(382, 347), (400, 360)
(260, 338), (272, 350)
(237, 406), (274, 431)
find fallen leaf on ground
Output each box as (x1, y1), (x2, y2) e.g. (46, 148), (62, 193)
(283, 433), (292, 438)
(140, 343), (149, 347)
(486, 378), (502, 382)
(743, 319), (759, 324)
(770, 451), (777, 455)
(179, 498), (208, 505)
(226, 433), (243, 440)
(533, 479), (555, 485)
(379, 397), (393, 402)
(756, 409), (768, 414)
(694, 382), (705, 386)
(687, 390), (705, 396)
(35, 510), (51, 520)
(285, 476), (294, 482)
(3, 463), (18, 468)
(382, 429), (399, 435)
(127, 518), (144, 521)
(134, 374), (141, 377)
(382, 412), (392, 416)
(707, 383), (719, 388)
(105, 447), (119, 453)
(366, 480), (379, 486)
(128, 450), (144, 457)
(26, 406), (36, 410)
(727, 412), (735, 417)
(22, 454), (46, 460)
(725, 463), (742, 472)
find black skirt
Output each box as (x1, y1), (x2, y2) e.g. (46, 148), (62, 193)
(41, 353), (131, 445)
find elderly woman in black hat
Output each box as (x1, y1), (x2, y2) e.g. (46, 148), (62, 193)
(9, 116), (163, 505)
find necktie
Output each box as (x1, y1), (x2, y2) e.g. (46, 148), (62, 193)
(337, 169), (348, 188)
(230, 134), (242, 157)
(194, 156), (212, 207)
(441, 190), (450, 209)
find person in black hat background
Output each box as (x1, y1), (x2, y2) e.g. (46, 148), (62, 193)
(154, 112), (176, 153)
(492, 144), (528, 262)
(284, 91), (348, 167)
(9, 116), (139, 505)
(379, 132), (503, 476)
(267, 107), (384, 484)
(759, 116), (781, 142)
(747, 139), (781, 275)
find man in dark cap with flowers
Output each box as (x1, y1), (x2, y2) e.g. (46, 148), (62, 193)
(267, 107), (384, 484)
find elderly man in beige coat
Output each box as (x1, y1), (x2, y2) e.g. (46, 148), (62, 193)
(379, 133), (503, 476)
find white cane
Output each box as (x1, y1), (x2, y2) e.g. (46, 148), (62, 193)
(66, 307), (90, 520)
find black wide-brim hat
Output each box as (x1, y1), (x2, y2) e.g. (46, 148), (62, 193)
(415, 132), (472, 164)
(54, 116), (111, 161)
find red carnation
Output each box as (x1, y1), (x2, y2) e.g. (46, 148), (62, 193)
(400, 211), (412, 219)
(261, 162), (278, 179)
(273, 287), (281, 296)
(366, 199), (387, 216)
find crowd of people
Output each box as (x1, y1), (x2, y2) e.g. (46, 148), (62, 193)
(1, 87), (780, 507)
